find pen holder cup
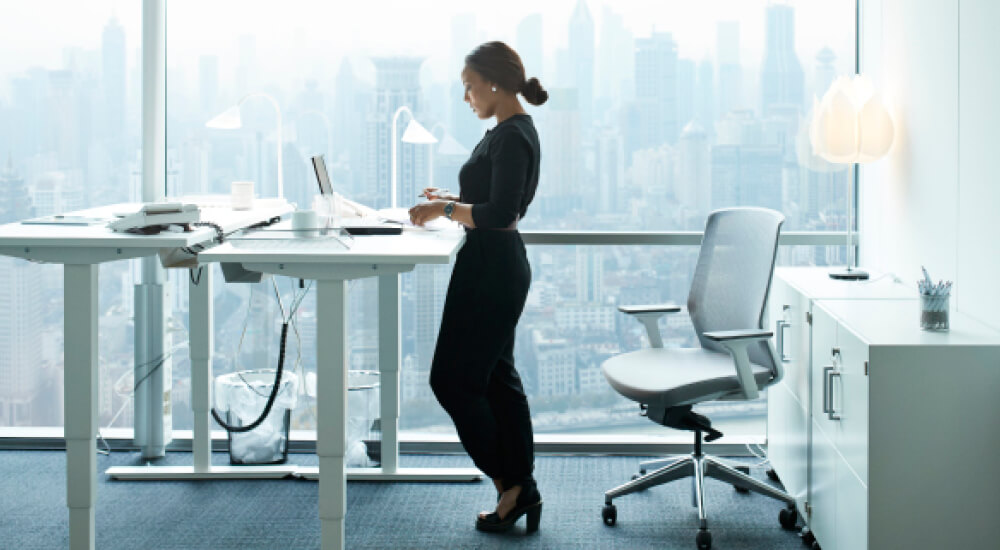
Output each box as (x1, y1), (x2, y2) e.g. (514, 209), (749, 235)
(920, 293), (950, 331)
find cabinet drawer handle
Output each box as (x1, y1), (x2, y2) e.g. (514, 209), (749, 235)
(823, 366), (842, 421)
(776, 319), (790, 362)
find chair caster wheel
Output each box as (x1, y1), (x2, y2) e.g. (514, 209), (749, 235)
(766, 468), (780, 483)
(801, 529), (816, 546)
(602, 503), (617, 526)
(779, 506), (799, 530)
(639, 468), (646, 475)
(733, 465), (751, 493)
(696, 529), (712, 549)
(631, 473), (640, 481)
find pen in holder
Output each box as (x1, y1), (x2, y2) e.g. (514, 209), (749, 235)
(918, 266), (951, 331)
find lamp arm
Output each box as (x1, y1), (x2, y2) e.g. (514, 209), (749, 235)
(238, 92), (284, 199)
(391, 106), (414, 208)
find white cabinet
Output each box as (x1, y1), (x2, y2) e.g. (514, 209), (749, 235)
(769, 280), (1000, 550)
(765, 268), (912, 517)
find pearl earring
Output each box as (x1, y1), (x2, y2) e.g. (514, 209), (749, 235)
(491, 86), (497, 93)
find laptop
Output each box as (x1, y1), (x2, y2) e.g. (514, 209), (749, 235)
(311, 155), (402, 235)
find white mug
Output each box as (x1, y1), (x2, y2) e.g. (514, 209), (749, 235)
(291, 209), (318, 231)
(231, 181), (255, 210)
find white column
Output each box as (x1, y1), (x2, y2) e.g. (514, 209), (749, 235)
(317, 279), (348, 550)
(64, 264), (98, 550)
(189, 267), (213, 472)
(137, 0), (168, 458)
(377, 274), (401, 474)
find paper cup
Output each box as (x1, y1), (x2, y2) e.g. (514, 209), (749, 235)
(231, 181), (255, 210)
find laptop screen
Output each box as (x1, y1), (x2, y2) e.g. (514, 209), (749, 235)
(311, 155), (334, 196)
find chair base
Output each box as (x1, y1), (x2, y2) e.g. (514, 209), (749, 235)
(604, 452), (795, 533)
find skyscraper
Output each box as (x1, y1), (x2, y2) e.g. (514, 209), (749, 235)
(716, 21), (742, 116)
(761, 4), (805, 114)
(540, 88), (581, 215)
(596, 6), (635, 109)
(633, 32), (678, 149)
(365, 57), (430, 209)
(676, 122), (711, 223)
(101, 16), (126, 146)
(568, 0), (595, 128)
(0, 161), (41, 426)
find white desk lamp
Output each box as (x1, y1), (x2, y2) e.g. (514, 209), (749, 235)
(810, 74), (895, 280)
(207, 92), (285, 200)
(391, 106), (437, 208)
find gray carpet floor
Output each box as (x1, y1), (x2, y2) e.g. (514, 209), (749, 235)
(1, 451), (804, 549)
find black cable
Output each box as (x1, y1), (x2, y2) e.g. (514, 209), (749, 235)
(211, 322), (289, 433)
(133, 353), (170, 392)
(189, 266), (204, 285)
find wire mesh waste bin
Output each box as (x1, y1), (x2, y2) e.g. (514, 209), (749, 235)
(305, 369), (380, 466)
(215, 370), (298, 465)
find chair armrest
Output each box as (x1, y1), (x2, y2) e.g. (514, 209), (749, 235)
(618, 304), (682, 315)
(704, 328), (773, 400)
(618, 304), (681, 348)
(703, 329), (772, 342)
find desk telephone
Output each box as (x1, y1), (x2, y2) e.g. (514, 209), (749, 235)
(110, 202), (200, 232)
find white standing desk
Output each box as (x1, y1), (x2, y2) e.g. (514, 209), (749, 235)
(0, 202), (290, 550)
(198, 228), (479, 550)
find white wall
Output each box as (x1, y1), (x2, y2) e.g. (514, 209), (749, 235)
(860, 0), (1000, 329)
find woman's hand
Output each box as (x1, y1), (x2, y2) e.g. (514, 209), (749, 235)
(408, 200), (446, 226)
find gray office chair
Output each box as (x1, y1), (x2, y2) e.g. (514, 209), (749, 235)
(600, 207), (796, 550)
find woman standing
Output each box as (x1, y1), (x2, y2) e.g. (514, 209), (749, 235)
(408, 41), (548, 533)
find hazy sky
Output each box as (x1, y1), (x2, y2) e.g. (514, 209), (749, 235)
(0, 1), (854, 96)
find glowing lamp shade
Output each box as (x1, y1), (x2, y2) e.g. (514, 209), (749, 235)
(401, 119), (438, 145)
(810, 74), (895, 164)
(205, 106), (243, 130)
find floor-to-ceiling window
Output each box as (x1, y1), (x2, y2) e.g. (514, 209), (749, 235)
(0, 3), (142, 436)
(1, 0), (854, 445)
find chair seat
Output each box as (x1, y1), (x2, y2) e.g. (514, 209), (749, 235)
(601, 347), (772, 407)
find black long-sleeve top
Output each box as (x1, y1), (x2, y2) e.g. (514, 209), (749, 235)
(459, 114), (540, 229)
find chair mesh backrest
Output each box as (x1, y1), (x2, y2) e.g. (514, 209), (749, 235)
(687, 207), (784, 374)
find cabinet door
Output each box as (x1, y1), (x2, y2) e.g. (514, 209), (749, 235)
(766, 278), (809, 504)
(833, 325), (869, 485)
(835, 458), (868, 550)
(809, 418), (839, 550)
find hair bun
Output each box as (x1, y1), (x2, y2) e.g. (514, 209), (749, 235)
(521, 77), (549, 106)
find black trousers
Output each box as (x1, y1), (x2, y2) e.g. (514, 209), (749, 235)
(429, 231), (534, 489)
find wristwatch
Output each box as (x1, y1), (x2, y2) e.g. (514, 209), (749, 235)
(443, 201), (456, 220)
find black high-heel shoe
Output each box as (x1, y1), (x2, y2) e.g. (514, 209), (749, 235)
(475, 483), (543, 534)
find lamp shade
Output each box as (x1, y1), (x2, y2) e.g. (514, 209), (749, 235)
(810, 74), (894, 164)
(401, 119), (438, 145)
(205, 106), (243, 130)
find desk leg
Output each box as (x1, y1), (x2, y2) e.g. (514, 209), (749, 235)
(377, 274), (400, 474)
(317, 279), (348, 550)
(189, 266), (213, 473)
(64, 264), (98, 550)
